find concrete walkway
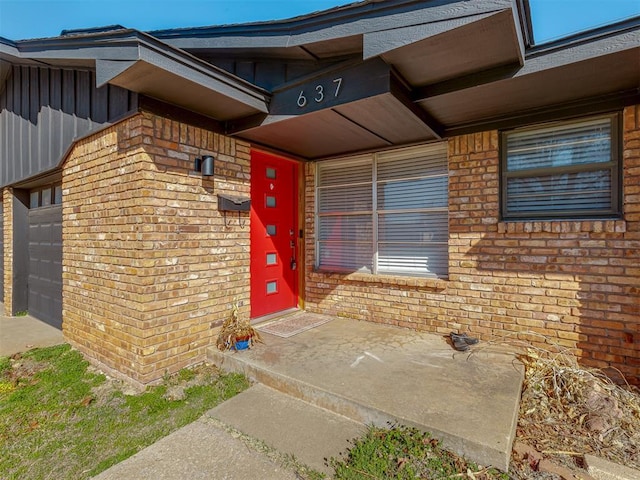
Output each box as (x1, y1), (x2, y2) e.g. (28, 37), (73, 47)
(0, 306), (65, 357)
(8, 311), (522, 479)
(92, 413), (303, 480)
(208, 316), (524, 472)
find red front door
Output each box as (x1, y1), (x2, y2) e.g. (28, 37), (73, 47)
(250, 150), (299, 318)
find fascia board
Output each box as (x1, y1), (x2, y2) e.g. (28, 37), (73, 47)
(158, 0), (513, 52)
(92, 36), (269, 112)
(0, 37), (19, 56)
(518, 29), (640, 77)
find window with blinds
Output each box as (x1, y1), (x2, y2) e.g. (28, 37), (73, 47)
(502, 115), (620, 220)
(316, 144), (448, 278)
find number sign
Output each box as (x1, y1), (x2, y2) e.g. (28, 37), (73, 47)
(269, 58), (391, 116)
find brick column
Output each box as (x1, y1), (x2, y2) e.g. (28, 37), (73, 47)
(2, 187), (13, 316)
(63, 112), (251, 386)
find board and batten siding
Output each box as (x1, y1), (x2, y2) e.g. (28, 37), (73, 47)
(0, 64), (137, 187)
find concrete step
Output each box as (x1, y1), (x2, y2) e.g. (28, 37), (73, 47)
(206, 384), (365, 476)
(207, 316), (524, 472)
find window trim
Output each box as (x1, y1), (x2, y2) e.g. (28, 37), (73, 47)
(315, 143), (449, 279)
(500, 113), (622, 221)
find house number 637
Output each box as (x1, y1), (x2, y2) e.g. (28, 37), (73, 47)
(297, 77), (343, 108)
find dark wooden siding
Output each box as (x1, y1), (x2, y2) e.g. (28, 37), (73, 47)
(201, 56), (348, 92)
(0, 65), (137, 187)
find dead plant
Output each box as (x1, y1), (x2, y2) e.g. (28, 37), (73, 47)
(216, 302), (262, 351)
(465, 331), (640, 474)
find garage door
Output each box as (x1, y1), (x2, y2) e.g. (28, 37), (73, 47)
(0, 201), (4, 303)
(28, 205), (63, 329)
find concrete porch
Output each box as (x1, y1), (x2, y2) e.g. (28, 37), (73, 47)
(207, 313), (524, 472)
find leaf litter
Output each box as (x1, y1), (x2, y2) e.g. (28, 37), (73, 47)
(465, 334), (638, 480)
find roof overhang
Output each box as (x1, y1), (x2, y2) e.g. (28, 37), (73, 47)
(227, 57), (442, 159)
(416, 24), (640, 133)
(3, 0), (639, 160)
(221, 7), (639, 158)
(168, 0), (525, 158)
(1, 30), (269, 121)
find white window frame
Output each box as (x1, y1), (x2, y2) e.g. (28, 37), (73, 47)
(315, 143), (448, 279)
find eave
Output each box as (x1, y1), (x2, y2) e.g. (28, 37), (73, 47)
(1, 30), (270, 122)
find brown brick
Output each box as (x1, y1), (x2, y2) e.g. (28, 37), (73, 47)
(62, 113), (250, 385)
(304, 105), (640, 386)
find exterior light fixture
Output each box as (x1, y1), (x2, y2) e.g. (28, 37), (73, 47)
(202, 155), (214, 177)
(194, 155), (215, 177)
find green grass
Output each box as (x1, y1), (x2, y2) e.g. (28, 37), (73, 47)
(0, 344), (249, 480)
(329, 425), (509, 480)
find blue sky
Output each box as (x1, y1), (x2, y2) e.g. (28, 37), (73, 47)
(0, 0), (638, 43)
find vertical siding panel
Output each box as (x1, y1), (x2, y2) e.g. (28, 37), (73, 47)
(1, 70), (11, 184)
(39, 67), (51, 171)
(76, 70), (91, 122)
(7, 68), (16, 184)
(29, 67), (39, 124)
(6, 67), (20, 184)
(16, 67), (32, 177)
(30, 66), (40, 173)
(128, 90), (138, 112)
(76, 70), (92, 147)
(92, 72), (108, 124)
(107, 84), (128, 120)
(49, 69), (63, 166)
(235, 61), (255, 84)
(61, 69), (76, 160)
(214, 60), (234, 74)
(255, 63), (285, 90)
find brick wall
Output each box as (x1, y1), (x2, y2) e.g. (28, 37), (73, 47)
(63, 112), (251, 386)
(2, 188), (13, 316)
(304, 105), (640, 385)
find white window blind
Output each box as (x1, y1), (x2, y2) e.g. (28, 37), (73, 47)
(503, 116), (619, 219)
(317, 158), (373, 273)
(316, 144), (448, 278)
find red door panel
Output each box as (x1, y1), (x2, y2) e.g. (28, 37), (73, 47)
(250, 151), (299, 318)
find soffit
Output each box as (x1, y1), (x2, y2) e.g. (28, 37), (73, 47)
(418, 33), (640, 130)
(228, 16), (639, 158)
(214, 3), (522, 158)
(239, 92), (439, 159)
(376, 10), (524, 86)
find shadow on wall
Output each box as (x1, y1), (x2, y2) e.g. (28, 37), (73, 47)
(461, 222), (639, 386)
(303, 121), (640, 387)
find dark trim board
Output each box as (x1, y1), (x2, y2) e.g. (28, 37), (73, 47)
(11, 189), (29, 315)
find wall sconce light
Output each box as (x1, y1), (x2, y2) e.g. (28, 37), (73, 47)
(202, 155), (214, 177)
(194, 155), (215, 177)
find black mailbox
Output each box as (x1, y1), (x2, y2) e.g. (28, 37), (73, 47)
(218, 194), (251, 212)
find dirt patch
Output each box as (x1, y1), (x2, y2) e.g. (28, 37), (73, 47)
(510, 348), (640, 479)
